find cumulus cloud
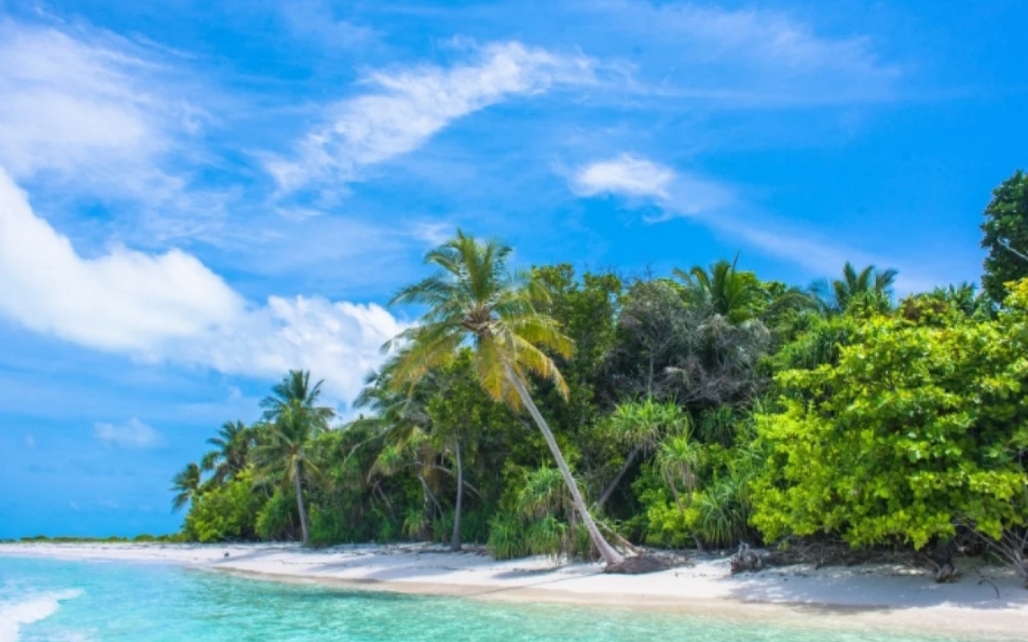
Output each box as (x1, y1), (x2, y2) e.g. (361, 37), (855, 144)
(266, 41), (597, 192)
(94, 418), (162, 449)
(0, 169), (404, 404)
(0, 169), (242, 350)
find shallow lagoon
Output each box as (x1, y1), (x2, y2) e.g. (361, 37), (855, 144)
(0, 556), (989, 642)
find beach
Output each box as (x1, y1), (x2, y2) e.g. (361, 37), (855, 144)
(1, 542), (1024, 639)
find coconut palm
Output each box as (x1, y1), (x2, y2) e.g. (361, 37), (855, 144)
(674, 256), (765, 323)
(814, 262), (898, 314)
(675, 256), (813, 323)
(170, 462), (202, 511)
(388, 231), (625, 565)
(200, 420), (254, 486)
(252, 370), (334, 546)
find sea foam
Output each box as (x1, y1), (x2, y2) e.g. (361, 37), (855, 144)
(0, 589), (82, 642)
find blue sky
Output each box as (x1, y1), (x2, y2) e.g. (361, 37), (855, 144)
(0, 0), (1024, 538)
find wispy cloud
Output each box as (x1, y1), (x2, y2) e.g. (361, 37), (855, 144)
(590, 0), (901, 105)
(279, 0), (380, 49)
(265, 41), (598, 193)
(0, 18), (235, 244)
(0, 169), (404, 404)
(94, 418), (162, 449)
(0, 18), (211, 179)
(569, 153), (932, 288)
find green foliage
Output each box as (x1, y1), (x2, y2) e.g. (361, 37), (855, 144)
(981, 170), (1028, 301)
(166, 214), (1028, 576)
(184, 469), (263, 543)
(751, 286), (1028, 549)
(255, 488), (297, 541)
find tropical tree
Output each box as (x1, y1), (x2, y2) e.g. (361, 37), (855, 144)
(201, 421), (255, 487)
(674, 256), (812, 324)
(171, 462), (202, 511)
(596, 398), (689, 509)
(813, 262), (897, 314)
(674, 256), (766, 323)
(981, 170), (1028, 301)
(252, 370), (334, 546)
(388, 231), (625, 565)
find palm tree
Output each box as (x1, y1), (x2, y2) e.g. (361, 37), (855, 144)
(674, 256), (765, 323)
(200, 420), (254, 486)
(252, 370), (334, 546)
(170, 462), (202, 511)
(674, 255), (813, 323)
(388, 231), (625, 565)
(814, 262), (898, 314)
(596, 398), (689, 509)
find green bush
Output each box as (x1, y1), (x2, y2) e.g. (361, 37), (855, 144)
(184, 469), (264, 543)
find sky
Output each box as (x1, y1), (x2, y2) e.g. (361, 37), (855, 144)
(0, 0), (1025, 538)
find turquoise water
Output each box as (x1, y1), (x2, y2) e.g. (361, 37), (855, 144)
(0, 556), (984, 642)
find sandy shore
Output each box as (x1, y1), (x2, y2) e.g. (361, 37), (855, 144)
(2, 542), (1025, 638)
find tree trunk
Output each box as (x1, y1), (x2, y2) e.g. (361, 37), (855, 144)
(294, 461), (310, 546)
(596, 445), (641, 510)
(450, 439), (463, 551)
(505, 366), (625, 565)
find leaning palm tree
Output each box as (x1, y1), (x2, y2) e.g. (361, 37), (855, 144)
(170, 462), (202, 511)
(814, 262), (898, 314)
(201, 420), (254, 486)
(387, 231), (625, 565)
(252, 370), (334, 546)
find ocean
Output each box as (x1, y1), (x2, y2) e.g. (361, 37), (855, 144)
(0, 555), (982, 642)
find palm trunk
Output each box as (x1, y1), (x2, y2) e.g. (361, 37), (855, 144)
(294, 461), (310, 546)
(450, 439), (463, 551)
(505, 366), (625, 566)
(596, 445), (641, 510)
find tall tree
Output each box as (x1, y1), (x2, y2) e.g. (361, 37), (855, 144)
(981, 170), (1028, 301)
(388, 231), (625, 565)
(171, 462), (202, 511)
(252, 370), (334, 546)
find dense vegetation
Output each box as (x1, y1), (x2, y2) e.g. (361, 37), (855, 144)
(173, 172), (1028, 579)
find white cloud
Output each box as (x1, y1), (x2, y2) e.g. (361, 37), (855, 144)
(571, 155), (732, 217)
(0, 169), (243, 351)
(266, 41), (597, 192)
(571, 154), (674, 198)
(0, 168), (404, 404)
(0, 19), (230, 243)
(0, 20), (197, 186)
(94, 418), (162, 449)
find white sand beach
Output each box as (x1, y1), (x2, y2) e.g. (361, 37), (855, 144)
(1, 542), (1025, 638)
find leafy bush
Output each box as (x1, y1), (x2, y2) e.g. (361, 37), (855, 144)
(751, 287), (1028, 550)
(184, 469), (264, 543)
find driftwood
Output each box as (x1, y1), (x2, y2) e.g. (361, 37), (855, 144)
(604, 554), (674, 575)
(730, 542), (765, 574)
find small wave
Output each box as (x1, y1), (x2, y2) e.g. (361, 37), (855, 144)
(0, 589), (83, 642)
